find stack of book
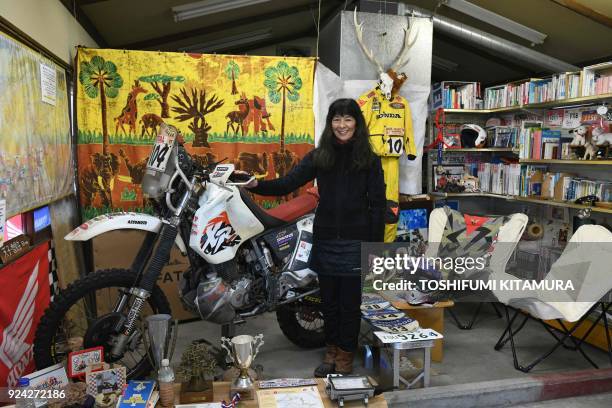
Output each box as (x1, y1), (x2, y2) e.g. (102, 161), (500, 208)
(519, 165), (548, 197)
(581, 62), (612, 97)
(528, 78), (556, 104)
(551, 72), (581, 99)
(506, 79), (530, 106)
(431, 81), (481, 110)
(484, 84), (507, 109)
(477, 162), (521, 195)
(518, 122), (543, 159)
(486, 126), (519, 147)
(561, 177), (612, 202)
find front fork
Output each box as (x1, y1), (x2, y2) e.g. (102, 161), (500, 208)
(110, 175), (200, 359)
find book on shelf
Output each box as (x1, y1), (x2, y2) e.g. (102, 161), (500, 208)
(431, 81), (481, 110)
(477, 162), (521, 196)
(486, 126), (519, 147)
(528, 77), (555, 104)
(518, 121), (543, 159)
(519, 167), (611, 203)
(551, 72), (581, 100)
(520, 165), (547, 197)
(484, 84), (507, 109)
(581, 61), (612, 97)
(541, 129), (561, 159)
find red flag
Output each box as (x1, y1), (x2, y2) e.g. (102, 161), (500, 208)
(0, 242), (51, 387)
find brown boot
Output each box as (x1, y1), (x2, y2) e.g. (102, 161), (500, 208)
(314, 345), (337, 378)
(334, 348), (354, 375)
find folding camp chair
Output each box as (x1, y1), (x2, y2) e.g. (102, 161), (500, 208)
(492, 225), (612, 372)
(425, 207), (528, 329)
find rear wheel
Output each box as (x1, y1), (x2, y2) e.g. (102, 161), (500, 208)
(276, 295), (325, 348)
(33, 268), (171, 379)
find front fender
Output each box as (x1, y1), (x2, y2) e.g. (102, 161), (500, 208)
(65, 212), (187, 255)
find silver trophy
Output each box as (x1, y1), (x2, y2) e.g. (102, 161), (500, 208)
(143, 314), (178, 370)
(220, 334), (264, 400)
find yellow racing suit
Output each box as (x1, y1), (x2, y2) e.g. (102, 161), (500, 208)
(357, 88), (416, 242)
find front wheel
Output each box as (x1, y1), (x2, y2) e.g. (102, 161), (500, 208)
(276, 295), (325, 348)
(33, 268), (171, 379)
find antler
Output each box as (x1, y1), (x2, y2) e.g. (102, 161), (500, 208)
(353, 7), (384, 74)
(390, 21), (418, 72)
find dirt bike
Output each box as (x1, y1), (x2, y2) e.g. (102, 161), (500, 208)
(34, 125), (324, 379)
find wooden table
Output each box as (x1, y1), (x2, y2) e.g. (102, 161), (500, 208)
(380, 292), (454, 362)
(171, 379), (387, 407)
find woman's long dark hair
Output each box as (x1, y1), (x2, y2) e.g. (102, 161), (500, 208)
(313, 98), (376, 171)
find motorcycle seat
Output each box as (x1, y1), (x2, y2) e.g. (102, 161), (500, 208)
(239, 187), (318, 229)
(266, 188), (319, 222)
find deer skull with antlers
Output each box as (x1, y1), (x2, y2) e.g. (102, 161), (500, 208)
(353, 8), (417, 101)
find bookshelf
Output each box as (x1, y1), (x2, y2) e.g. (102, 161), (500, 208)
(430, 193), (612, 215)
(443, 148), (518, 153)
(426, 83), (612, 214)
(441, 93), (612, 114)
(519, 159), (612, 165)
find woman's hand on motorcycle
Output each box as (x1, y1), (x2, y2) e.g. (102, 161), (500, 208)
(232, 170), (258, 188)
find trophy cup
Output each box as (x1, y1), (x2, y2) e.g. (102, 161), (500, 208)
(220, 334), (264, 400)
(143, 314), (178, 370)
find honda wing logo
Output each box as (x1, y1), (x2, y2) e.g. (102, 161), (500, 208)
(0, 262), (39, 368)
(200, 212), (241, 255)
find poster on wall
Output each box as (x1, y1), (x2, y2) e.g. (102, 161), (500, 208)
(0, 33), (72, 218)
(76, 48), (316, 220)
(0, 242), (51, 387)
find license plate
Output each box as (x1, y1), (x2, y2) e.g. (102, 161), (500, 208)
(374, 328), (443, 343)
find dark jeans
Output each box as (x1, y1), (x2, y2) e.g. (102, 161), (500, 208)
(318, 274), (362, 352)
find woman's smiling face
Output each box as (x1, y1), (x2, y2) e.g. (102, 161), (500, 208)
(331, 114), (356, 142)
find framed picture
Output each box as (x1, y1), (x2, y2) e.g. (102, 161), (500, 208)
(443, 133), (461, 148)
(432, 165), (465, 192)
(547, 206), (569, 223)
(86, 366), (126, 396)
(24, 363), (69, 392)
(68, 346), (104, 378)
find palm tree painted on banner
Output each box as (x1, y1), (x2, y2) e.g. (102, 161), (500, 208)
(224, 61), (240, 95)
(172, 87), (225, 147)
(263, 61), (302, 151)
(79, 56), (123, 154)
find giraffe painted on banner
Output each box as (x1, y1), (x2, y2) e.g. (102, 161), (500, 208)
(114, 80), (147, 136)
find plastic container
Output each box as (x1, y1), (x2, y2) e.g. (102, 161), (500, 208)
(158, 359), (175, 407)
(15, 378), (35, 408)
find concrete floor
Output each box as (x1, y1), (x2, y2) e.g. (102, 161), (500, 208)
(512, 392), (612, 408)
(171, 304), (611, 388)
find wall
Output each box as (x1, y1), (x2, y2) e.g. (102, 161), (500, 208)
(0, 0), (98, 64)
(247, 36), (317, 57)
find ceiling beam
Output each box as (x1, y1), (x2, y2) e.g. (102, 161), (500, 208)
(433, 31), (535, 77)
(59, 0), (108, 47)
(218, 28), (315, 55)
(117, 1), (329, 50)
(77, 0), (112, 5)
(551, 0), (612, 29)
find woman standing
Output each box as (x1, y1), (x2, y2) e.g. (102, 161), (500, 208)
(245, 98), (386, 377)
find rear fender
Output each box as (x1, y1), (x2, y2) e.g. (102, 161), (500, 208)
(65, 212), (187, 255)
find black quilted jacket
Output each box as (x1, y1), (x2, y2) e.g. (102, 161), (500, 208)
(249, 142), (386, 242)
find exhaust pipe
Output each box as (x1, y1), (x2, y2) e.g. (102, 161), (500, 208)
(399, 3), (579, 73)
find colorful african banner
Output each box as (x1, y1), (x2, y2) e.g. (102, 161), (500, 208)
(0, 32), (72, 218)
(76, 48), (316, 220)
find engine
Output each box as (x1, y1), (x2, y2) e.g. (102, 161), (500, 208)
(179, 250), (265, 324)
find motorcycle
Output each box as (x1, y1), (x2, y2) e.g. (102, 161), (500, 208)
(34, 124), (324, 379)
